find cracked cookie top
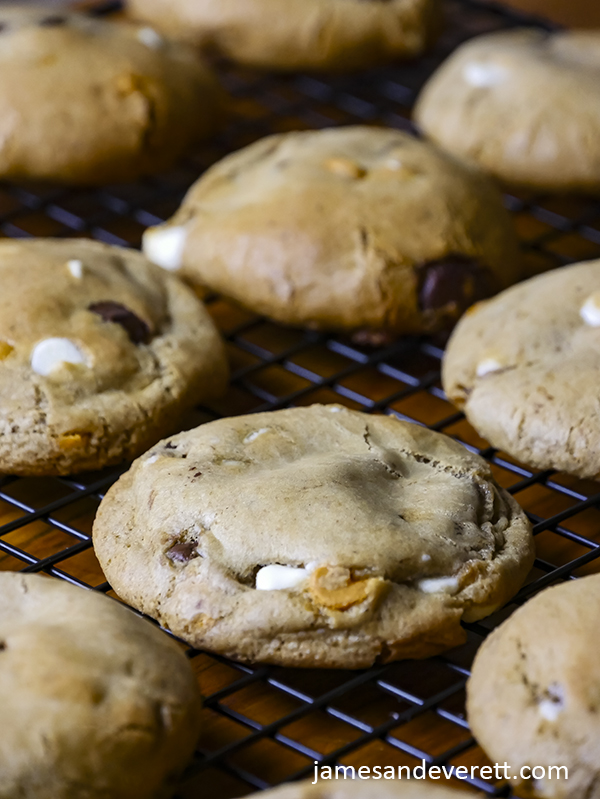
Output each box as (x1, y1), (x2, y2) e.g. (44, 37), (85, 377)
(142, 126), (521, 338)
(467, 575), (600, 799)
(93, 404), (534, 668)
(0, 238), (228, 475)
(0, 572), (201, 799)
(0, 5), (223, 184)
(443, 258), (600, 479)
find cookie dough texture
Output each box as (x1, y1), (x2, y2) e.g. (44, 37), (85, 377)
(0, 238), (228, 476)
(0, 572), (201, 799)
(143, 127), (521, 337)
(127, 0), (440, 71)
(0, 5), (223, 184)
(414, 29), (600, 192)
(258, 779), (473, 798)
(94, 404), (534, 669)
(443, 259), (600, 479)
(467, 575), (600, 799)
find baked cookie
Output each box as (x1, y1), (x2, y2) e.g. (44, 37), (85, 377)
(414, 29), (600, 192)
(143, 127), (521, 339)
(0, 5), (223, 184)
(93, 404), (534, 669)
(467, 575), (600, 799)
(0, 238), (228, 476)
(126, 0), (440, 72)
(443, 258), (600, 479)
(0, 571), (201, 799)
(257, 778), (474, 798)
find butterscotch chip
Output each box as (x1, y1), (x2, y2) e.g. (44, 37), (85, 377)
(94, 404), (534, 669)
(0, 238), (227, 476)
(0, 572), (201, 799)
(0, 341), (13, 360)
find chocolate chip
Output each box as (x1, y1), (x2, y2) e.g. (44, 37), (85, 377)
(165, 442), (177, 450)
(418, 255), (495, 319)
(88, 301), (150, 345)
(166, 543), (198, 564)
(39, 16), (68, 27)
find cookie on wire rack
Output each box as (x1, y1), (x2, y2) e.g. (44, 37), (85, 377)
(142, 126), (522, 341)
(0, 4), (224, 184)
(414, 29), (600, 192)
(94, 404), (534, 669)
(0, 238), (228, 476)
(0, 571), (202, 799)
(126, 0), (441, 71)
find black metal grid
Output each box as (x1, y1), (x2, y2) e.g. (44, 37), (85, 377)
(2, 1), (600, 796)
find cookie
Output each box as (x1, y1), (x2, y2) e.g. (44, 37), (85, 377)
(414, 29), (600, 192)
(443, 258), (600, 479)
(467, 575), (600, 799)
(142, 126), (521, 339)
(126, 0), (440, 72)
(0, 571), (201, 799)
(256, 778), (474, 798)
(93, 404), (534, 669)
(0, 5), (223, 184)
(0, 238), (228, 476)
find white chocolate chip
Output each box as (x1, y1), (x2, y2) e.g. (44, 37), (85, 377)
(255, 564), (310, 591)
(463, 61), (508, 88)
(580, 292), (600, 327)
(244, 428), (269, 443)
(67, 259), (83, 279)
(31, 338), (86, 376)
(327, 406), (343, 413)
(144, 454), (160, 466)
(418, 575), (460, 595)
(142, 225), (188, 272)
(420, 553), (431, 562)
(136, 26), (163, 48)
(476, 357), (503, 377)
(538, 683), (565, 722)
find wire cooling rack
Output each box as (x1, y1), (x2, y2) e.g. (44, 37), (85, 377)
(2, 1), (600, 796)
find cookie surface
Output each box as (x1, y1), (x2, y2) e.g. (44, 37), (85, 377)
(0, 5), (223, 184)
(414, 29), (600, 192)
(0, 238), (228, 476)
(0, 572), (201, 799)
(143, 127), (521, 338)
(467, 575), (600, 799)
(93, 404), (534, 669)
(257, 779), (474, 798)
(443, 259), (600, 479)
(127, 0), (439, 71)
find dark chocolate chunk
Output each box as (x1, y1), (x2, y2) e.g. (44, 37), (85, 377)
(88, 301), (150, 344)
(39, 15), (68, 27)
(418, 255), (495, 318)
(166, 542), (198, 564)
(165, 442), (177, 450)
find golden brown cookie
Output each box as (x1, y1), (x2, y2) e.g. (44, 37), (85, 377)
(127, 0), (440, 71)
(143, 126), (521, 339)
(0, 571), (202, 799)
(467, 575), (600, 799)
(414, 29), (600, 192)
(443, 258), (600, 479)
(0, 238), (228, 476)
(93, 404), (534, 669)
(0, 5), (223, 184)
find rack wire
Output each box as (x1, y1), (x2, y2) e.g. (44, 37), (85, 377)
(2, 0), (600, 796)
